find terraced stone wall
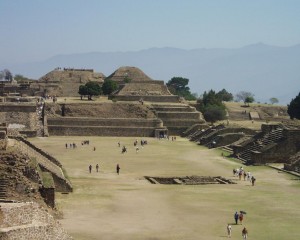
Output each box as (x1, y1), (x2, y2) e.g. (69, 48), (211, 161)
(48, 125), (159, 137)
(252, 129), (300, 164)
(47, 117), (165, 137)
(0, 104), (37, 131)
(109, 95), (180, 102)
(48, 117), (163, 127)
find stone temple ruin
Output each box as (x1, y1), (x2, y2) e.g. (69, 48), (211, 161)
(0, 65), (300, 239)
(186, 122), (300, 172)
(0, 66), (205, 137)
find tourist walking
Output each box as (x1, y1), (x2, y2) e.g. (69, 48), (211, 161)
(242, 227), (248, 239)
(116, 164), (120, 175)
(251, 176), (256, 186)
(227, 224), (232, 238)
(89, 165), (92, 173)
(96, 164), (99, 172)
(234, 211), (239, 225)
(239, 212), (244, 225)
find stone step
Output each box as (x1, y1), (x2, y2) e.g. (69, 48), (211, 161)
(157, 111), (201, 120)
(151, 106), (196, 112)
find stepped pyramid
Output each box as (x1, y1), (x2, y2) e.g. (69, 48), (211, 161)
(150, 103), (205, 135)
(108, 66), (179, 102)
(32, 68), (105, 97)
(106, 66), (153, 83)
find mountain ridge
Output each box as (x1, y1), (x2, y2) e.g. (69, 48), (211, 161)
(3, 43), (300, 104)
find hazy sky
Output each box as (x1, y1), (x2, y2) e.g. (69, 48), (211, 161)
(1, 0), (300, 64)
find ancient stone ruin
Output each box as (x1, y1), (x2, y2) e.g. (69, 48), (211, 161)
(187, 123), (300, 168)
(145, 176), (235, 185)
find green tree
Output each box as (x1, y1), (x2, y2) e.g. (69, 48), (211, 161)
(203, 105), (226, 124)
(102, 79), (118, 95)
(166, 77), (196, 100)
(78, 81), (102, 100)
(216, 89), (233, 102)
(245, 96), (254, 106)
(287, 92), (300, 120)
(197, 89), (226, 123)
(78, 85), (88, 99)
(269, 97), (279, 104)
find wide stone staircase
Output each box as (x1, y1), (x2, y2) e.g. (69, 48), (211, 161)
(188, 124), (225, 142)
(0, 202), (72, 239)
(235, 128), (284, 164)
(150, 104), (205, 135)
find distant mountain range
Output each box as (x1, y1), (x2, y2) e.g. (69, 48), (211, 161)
(4, 43), (300, 104)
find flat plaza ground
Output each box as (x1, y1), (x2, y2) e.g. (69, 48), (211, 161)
(30, 136), (300, 240)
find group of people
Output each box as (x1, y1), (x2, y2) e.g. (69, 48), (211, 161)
(227, 224), (248, 239)
(233, 167), (256, 186)
(88, 164), (120, 175)
(65, 143), (77, 149)
(226, 211), (248, 238)
(88, 164), (99, 173)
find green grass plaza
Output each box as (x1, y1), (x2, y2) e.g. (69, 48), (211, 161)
(30, 136), (300, 240)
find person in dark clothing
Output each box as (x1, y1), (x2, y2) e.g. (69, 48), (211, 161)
(116, 164), (120, 175)
(234, 211), (239, 225)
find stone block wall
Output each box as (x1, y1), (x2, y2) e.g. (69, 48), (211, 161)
(109, 95), (180, 102)
(48, 125), (158, 137)
(47, 117), (163, 128)
(157, 112), (202, 120)
(251, 129), (300, 164)
(0, 104), (38, 131)
(39, 187), (55, 208)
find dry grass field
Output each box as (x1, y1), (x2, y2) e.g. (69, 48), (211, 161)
(29, 136), (300, 240)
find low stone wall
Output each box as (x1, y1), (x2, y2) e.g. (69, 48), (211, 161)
(14, 137), (62, 167)
(48, 125), (158, 137)
(19, 130), (37, 137)
(109, 95), (180, 102)
(0, 104), (36, 113)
